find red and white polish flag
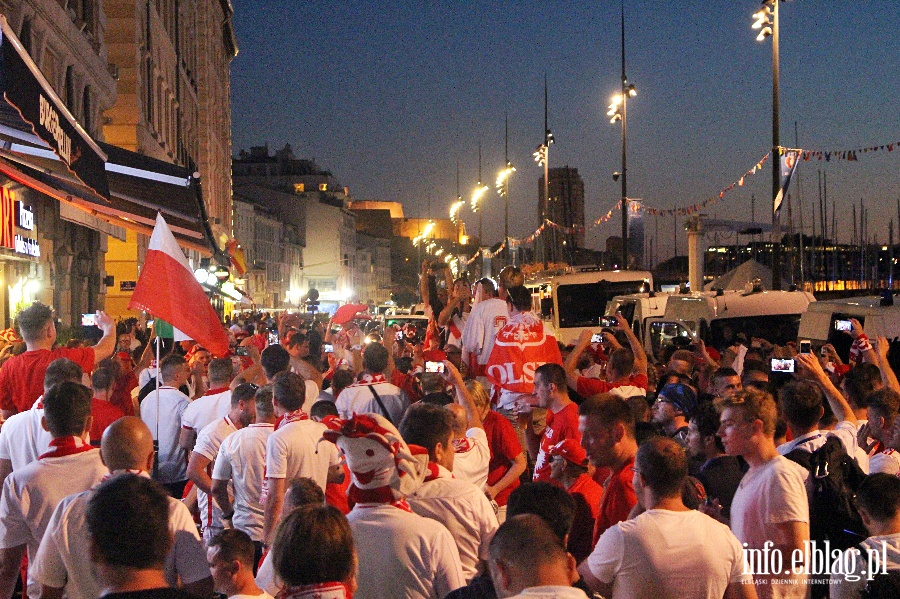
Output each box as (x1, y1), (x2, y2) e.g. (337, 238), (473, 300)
(128, 213), (230, 356)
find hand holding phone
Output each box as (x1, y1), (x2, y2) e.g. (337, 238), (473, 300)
(234, 346), (250, 356)
(81, 313), (98, 327)
(799, 340), (811, 355)
(425, 361), (445, 374)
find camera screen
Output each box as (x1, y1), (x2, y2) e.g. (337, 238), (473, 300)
(425, 361), (445, 374)
(771, 358), (795, 373)
(234, 346), (249, 356)
(591, 333), (603, 343)
(834, 319), (852, 332)
(323, 344), (334, 353)
(81, 313), (97, 327)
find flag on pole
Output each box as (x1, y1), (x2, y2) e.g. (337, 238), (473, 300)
(128, 213), (230, 356)
(774, 150), (799, 213)
(152, 318), (190, 342)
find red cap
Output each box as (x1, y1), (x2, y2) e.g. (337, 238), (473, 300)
(548, 438), (587, 466)
(422, 349), (447, 363)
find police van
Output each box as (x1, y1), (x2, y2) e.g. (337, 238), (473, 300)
(797, 294), (900, 366)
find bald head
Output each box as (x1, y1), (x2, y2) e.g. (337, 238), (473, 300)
(101, 416), (155, 472)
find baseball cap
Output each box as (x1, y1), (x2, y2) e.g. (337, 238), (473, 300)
(548, 438), (587, 467)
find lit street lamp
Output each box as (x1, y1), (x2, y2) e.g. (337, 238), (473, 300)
(751, 0), (782, 290)
(609, 0), (636, 270)
(534, 75), (554, 264)
(497, 114), (515, 264)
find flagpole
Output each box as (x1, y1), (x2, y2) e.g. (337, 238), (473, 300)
(153, 331), (160, 479)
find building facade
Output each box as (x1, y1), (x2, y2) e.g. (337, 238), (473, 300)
(538, 166), (585, 264)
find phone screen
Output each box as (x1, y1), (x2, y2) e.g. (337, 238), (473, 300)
(834, 319), (852, 332)
(425, 361), (445, 374)
(81, 313), (97, 327)
(234, 346), (249, 356)
(771, 358), (795, 373)
(323, 344), (334, 353)
(799, 340), (811, 354)
(591, 333), (603, 343)
(267, 332), (279, 345)
(395, 331), (404, 341)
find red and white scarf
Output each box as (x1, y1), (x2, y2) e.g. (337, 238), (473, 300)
(279, 582), (352, 599)
(350, 485), (412, 513)
(276, 409), (309, 430)
(39, 436), (95, 460)
(355, 373), (387, 385)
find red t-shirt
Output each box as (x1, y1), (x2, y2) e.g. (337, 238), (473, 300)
(326, 463), (352, 515)
(576, 373), (648, 398)
(0, 347), (95, 413)
(567, 472), (604, 563)
(533, 402), (581, 483)
(592, 457), (637, 548)
(483, 410), (524, 506)
(90, 398), (125, 443)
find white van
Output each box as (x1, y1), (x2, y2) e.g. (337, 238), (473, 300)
(605, 293), (670, 351)
(648, 289), (816, 354)
(798, 295), (900, 363)
(525, 267), (653, 346)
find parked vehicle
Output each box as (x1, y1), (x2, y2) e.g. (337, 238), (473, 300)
(798, 295), (900, 366)
(605, 292), (670, 351)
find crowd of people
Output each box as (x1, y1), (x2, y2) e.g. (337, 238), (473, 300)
(0, 265), (897, 599)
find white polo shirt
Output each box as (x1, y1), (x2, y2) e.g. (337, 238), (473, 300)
(0, 447), (106, 599)
(141, 386), (191, 484)
(265, 419), (340, 492)
(0, 397), (52, 471)
(181, 387), (232, 439)
(348, 503), (465, 599)
(193, 416), (238, 532)
(335, 382), (409, 425)
(213, 422), (274, 542)
(31, 471), (210, 599)
(452, 428), (490, 489)
(406, 464), (499, 581)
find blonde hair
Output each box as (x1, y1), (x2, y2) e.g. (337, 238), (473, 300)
(465, 379), (491, 410)
(716, 386), (778, 437)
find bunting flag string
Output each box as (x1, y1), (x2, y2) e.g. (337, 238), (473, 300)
(786, 140), (899, 162)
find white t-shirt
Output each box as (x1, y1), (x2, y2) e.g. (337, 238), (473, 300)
(588, 508), (751, 599)
(507, 588), (589, 599)
(452, 428), (490, 489)
(347, 503), (465, 599)
(461, 298), (509, 366)
(335, 382), (409, 425)
(830, 532), (900, 599)
(213, 423), (274, 542)
(868, 448), (900, 476)
(255, 550), (280, 596)
(231, 593), (274, 599)
(0, 398), (52, 470)
(776, 421), (868, 474)
(445, 312), (469, 349)
(31, 473), (209, 599)
(193, 416), (238, 532)
(406, 464), (499, 581)
(265, 419), (340, 492)
(181, 388), (232, 439)
(0, 448), (107, 599)
(141, 386), (191, 484)
(730, 455), (809, 599)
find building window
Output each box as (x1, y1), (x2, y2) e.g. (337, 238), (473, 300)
(64, 66), (75, 112)
(82, 86), (91, 132)
(293, 183), (304, 193)
(319, 183), (328, 191)
(19, 19), (32, 56)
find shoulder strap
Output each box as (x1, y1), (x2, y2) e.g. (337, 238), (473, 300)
(367, 385), (394, 425)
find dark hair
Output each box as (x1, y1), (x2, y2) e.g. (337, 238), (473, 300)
(691, 401), (725, 452)
(159, 355), (186, 383)
(272, 371), (305, 412)
(713, 367), (740, 381)
(285, 477), (325, 510)
(579, 394), (635, 437)
(16, 302), (53, 342)
(866, 388), (900, 424)
(535, 363), (566, 390)
(635, 437), (688, 498)
(476, 278), (496, 296)
(362, 342), (389, 373)
(272, 505), (354, 586)
(208, 358), (235, 385)
(86, 474), (172, 569)
(91, 367), (115, 392)
(855, 473), (900, 522)
(331, 369), (355, 397)
(261, 345), (291, 379)
(488, 514), (567, 571)
(843, 363), (882, 408)
(43, 381), (92, 437)
(504, 285), (531, 312)
(778, 380), (824, 430)
(399, 403), (454, 455)
(310, 400), (339, 420)
(44, 358), (84, 390)
(208, 528), (256, 570)
(506, 482), (576, 542)
(231, 383), (258, 408)
(608, 348), (635, 379)
(254, 385), (275, 418)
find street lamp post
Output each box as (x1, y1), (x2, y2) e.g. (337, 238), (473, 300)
(497, 115), (515, 266)
(753, 0), (781, 290)
(607, 0), (635, 270)
(534, 75), (554, 266)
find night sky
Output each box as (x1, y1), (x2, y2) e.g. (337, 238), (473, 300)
(231, 1), (900, 263)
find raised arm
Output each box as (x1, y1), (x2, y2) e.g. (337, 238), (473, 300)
(564, 329), (594, 390)
(615, 313), (647, 375)
(796, 353), (857, 426)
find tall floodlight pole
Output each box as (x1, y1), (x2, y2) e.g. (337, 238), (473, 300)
(753, 0), (781, 289)
(496, 115), (515, 266)
(607, 0), (636, 269)
(534, 75), (555, 266)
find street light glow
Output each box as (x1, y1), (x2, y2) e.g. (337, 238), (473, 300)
(470, 184), (488, 212)
(449, 199), (465, 223)
(495, 164), (515, 195)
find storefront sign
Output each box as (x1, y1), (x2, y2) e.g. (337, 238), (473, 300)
(14, 235), (39, 257)
(0, 16), (110, 199)
(16, 202), (33, 230)
(120, 281), (136, 292)
(0, 187), (14, 249)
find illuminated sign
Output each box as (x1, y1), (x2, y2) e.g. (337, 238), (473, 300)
(14, 235), (39, 257)
(16, 202), (34, 230)
(0, 187), (14, 249)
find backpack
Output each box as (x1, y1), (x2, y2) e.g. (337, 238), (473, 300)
(784, 436), (867, 551)
(858, 545), (900, 599)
